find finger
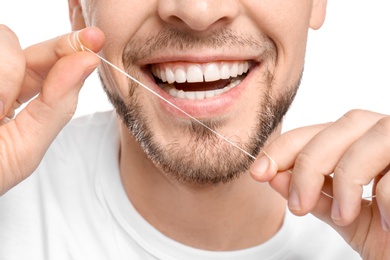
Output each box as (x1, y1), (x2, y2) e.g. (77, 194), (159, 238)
(0, 25), (25, 119)
(21, 51), (100, 135)
(250, 123), (329, 181)
(332, 116), (390, 226)
(4, 100), (22, 119)
(289, 110), (385, 215)
(267, 169), (371, 241)
(19, 26), (105, 103)
(1, 51), (100, 195)
(376, 173), (390, 232)
(268, 170), (337, 222)
(267, 170), (292, 199)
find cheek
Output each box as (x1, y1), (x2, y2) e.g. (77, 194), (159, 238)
(98, 61), (131, 101)
(245, 1), (311, 92)
(83, 1), (153, 47)
(272, 29), (308, 94)
(84, 1), (157, 90)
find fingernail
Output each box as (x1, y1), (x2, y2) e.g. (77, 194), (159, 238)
(250, 155), (270, 177)
(288, 187), (301, 211)
(263, 151), (278, 171)
(331, 200), (342, 221)
(381, 216), (390, 232)
(379, 203), (390, 232)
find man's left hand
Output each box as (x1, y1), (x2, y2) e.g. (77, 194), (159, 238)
(250, 109), (390, 259)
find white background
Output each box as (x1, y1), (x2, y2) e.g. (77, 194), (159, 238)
(0, 1), (389, 132)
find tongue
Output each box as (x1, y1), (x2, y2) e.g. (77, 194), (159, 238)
(174, 79), (230, 92)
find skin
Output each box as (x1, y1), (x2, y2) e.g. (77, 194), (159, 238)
(70, 0), (323, 250)
(0, 0), (389, 258)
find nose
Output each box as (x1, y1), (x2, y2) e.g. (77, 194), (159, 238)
(157, 0), (240, 32)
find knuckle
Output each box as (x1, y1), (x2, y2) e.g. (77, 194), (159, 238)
(0, 24), (16, 36)
(53, 36), (67, 59)
(372, 116), (390, 139)
(334, 161), (366, 186)
(333, 163), (350, 182)
(294, 151), (314, 172)
(340, 109), (369, 126)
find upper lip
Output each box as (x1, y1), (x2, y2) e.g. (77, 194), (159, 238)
(136, 50), (262, 66)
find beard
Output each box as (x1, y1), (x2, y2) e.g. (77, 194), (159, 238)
(99, 27), (300, 186)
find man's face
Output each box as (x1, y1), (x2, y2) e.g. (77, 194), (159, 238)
(75, 0), (326, 184)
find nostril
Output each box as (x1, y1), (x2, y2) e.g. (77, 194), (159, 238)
(157, 0), (240, 32)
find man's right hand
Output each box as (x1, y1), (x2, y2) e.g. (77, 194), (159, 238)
(0, 26), (105, 195)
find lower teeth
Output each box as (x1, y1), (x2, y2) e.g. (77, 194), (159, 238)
(158, 76), (244, 100)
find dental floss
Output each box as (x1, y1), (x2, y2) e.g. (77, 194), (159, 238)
(286, 170), (376, 200)
(263, 151), (278, 169)
(68, 32), (256, 161)
(68, 32), (375, 200)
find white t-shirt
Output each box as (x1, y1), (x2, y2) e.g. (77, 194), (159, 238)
(0, 111), (361, 260)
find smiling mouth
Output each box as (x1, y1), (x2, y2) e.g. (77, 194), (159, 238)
(151, 61), (251, 100)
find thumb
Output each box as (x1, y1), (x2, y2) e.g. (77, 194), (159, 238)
(17, 50), (100, 156)
(2, 51), (99, 194)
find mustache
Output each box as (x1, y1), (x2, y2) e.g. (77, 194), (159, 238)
(122, 26), (277, 66)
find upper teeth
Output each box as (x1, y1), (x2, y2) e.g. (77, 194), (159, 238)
(151, 61), (250, 84)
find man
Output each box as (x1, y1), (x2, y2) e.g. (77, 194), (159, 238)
(0, 0), (389, 259)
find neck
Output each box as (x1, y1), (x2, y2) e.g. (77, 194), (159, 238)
(118, 122), (286, 251)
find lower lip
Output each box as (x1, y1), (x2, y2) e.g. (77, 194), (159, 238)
(141, 64), (259, 119)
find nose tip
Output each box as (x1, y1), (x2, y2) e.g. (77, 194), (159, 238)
(158, 0), (239, 32)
